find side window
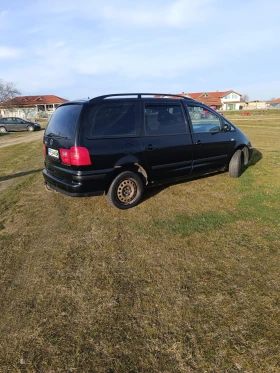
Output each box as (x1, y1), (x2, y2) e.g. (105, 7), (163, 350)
(88, 103), (137, 137)
(187, 105), (221, 133)
(145, 104), (187, 136)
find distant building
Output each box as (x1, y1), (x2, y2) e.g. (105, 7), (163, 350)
(156, 90), (243, 110)
(269, 98), (280, 108)
(0, 95), (68, 118)
(182, 90), (242, 110)
(242, 100), (269, 110)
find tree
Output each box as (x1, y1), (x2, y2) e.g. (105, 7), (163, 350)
(241, 93), (249, 103)
(0, 79), (21, 102)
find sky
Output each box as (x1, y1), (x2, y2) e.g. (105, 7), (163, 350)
(0, 0), (279, 101)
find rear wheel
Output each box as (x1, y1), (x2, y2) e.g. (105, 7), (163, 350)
(106, 171), (144, 209)
(27, 126), (34, 131)
(229, 149), (242, 178)
(0, 126), (7, 133)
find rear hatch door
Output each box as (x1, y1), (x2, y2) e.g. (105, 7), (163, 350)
(44, 103), (83, 180)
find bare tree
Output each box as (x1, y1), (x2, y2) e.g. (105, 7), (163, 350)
(0, 79), (21, 102)
(241, 93), (249, 103)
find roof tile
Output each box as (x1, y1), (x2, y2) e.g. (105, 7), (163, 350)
(2, 95), (68, 106)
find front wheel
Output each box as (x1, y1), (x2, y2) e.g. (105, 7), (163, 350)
(106, 171), (144, 209)
(229, 149), (242, 178)
(27, 126), (34, 132)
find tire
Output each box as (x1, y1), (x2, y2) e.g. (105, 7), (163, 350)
(229, 149), (242, 178)
(27, 126), (34, 132)
(242, 147), (249, 166)
(106, 171), (144, 209)
(0, 126), (7, 133)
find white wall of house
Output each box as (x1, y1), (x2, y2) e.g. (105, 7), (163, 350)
(0, 103), (58, 118)
(221, 92), (242, 110)
(0, 107), (37, 118)
(244, 101), (268, 109)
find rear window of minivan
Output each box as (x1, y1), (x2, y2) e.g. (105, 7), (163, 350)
(45, 104), (83, 139)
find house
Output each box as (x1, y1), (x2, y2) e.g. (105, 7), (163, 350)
(0, 95), (68, 119)
(156, 90), (243, 110)
(182, 90), (242, 111)
(269, 98), (280, 108)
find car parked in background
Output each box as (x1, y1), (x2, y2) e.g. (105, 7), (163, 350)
(0, 117), (41, 133)
(42, 93), (254, 209)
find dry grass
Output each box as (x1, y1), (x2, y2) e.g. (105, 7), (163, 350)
(0, 117), (280, 372)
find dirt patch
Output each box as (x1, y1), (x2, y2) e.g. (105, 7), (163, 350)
(0, 131), (43, 148)
(0, 178), (14, 193)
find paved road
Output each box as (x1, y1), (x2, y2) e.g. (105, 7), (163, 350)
(0, 131), (44, 148)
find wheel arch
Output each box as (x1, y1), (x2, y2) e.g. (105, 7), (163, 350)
(105, 162), (148, 193)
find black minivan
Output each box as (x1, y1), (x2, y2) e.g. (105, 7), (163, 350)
(42, 93), (253, 209)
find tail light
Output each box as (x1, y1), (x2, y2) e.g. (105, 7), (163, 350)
(59, 146), (91, 166)
(43, 144), (47, 156)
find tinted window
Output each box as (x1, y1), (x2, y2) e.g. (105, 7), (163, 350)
(187, 105), (221, 133)
(45, 104), (82, 138)
(87, 103), (137, 137)
(145, 104), (187, 136)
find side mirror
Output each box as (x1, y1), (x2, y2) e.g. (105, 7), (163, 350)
(223, 122), (231, 132)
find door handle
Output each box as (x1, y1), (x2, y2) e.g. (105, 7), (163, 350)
(195, 140), (202, 145)
(145, 144), (156, 151)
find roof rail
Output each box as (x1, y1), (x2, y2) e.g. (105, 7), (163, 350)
(90, 93), (194, 101)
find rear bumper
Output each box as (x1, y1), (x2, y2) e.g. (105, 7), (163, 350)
(42, 169), (104, 197)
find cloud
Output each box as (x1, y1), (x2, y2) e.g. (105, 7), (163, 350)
(25, 0), (218, 29)
(54, 41), (66, 48)
(1, 0), (279, 101)
(0, 46), (21, 59)
(101, 0), (217, 28)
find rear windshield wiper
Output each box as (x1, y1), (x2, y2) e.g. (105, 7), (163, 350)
(46, 133), (68, 139)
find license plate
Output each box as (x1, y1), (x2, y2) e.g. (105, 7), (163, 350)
(48, 148), (59, 158)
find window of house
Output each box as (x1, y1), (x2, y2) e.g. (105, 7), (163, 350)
(187, 105), (221, 133)
(144, 104), (187, 136)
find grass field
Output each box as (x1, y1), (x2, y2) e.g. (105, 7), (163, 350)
(0, 116), (280, 372)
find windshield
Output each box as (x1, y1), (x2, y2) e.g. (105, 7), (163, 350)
(45, 104), (82, 138)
